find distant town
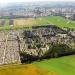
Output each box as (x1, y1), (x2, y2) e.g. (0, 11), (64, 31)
(0, 1), (75, 20)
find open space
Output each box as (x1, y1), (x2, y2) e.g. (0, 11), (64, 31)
(0, 55), (75, 75)
(0, 16), (75, 30)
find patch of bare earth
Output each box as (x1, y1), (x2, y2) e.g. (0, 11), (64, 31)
(14, 18), (36, 26)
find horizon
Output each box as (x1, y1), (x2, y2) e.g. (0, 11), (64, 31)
(0, 0), (75, 4)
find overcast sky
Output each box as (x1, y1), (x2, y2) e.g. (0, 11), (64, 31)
(0, 0), (75, 3)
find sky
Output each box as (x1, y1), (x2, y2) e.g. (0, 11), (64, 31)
(0, 0), (75, 3)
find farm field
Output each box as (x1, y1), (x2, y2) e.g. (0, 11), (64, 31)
(0, 16), (75, 30)
(0, 55), (75, 75)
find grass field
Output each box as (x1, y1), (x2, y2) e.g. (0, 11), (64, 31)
(0, 16), (75, 30)
(33, 55), (75, 75)
(0, 64), (56, 75)
(0, 55), (75, 75)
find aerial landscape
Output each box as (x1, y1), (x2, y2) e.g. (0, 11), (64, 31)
(0, 0), (75, 75)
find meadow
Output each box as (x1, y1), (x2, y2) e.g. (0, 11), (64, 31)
(0, 16), (75, 30)
(33, 55), (75, 75)
(0, 55), (75, 75)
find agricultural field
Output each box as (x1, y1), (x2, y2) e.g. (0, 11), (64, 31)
(0, 16), (75, 30)
(0, 55), (75, 75)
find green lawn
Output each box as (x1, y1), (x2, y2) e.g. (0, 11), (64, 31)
(33, 55), (75, 75)
(0, 16), (75, 30)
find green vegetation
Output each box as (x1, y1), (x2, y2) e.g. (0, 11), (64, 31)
(0, 25), (32, 30)
(33, 55), (75, 75)
(34, 16), (75, 30)
(0, 55), (75, 75)
(0, 16), (75, 30)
